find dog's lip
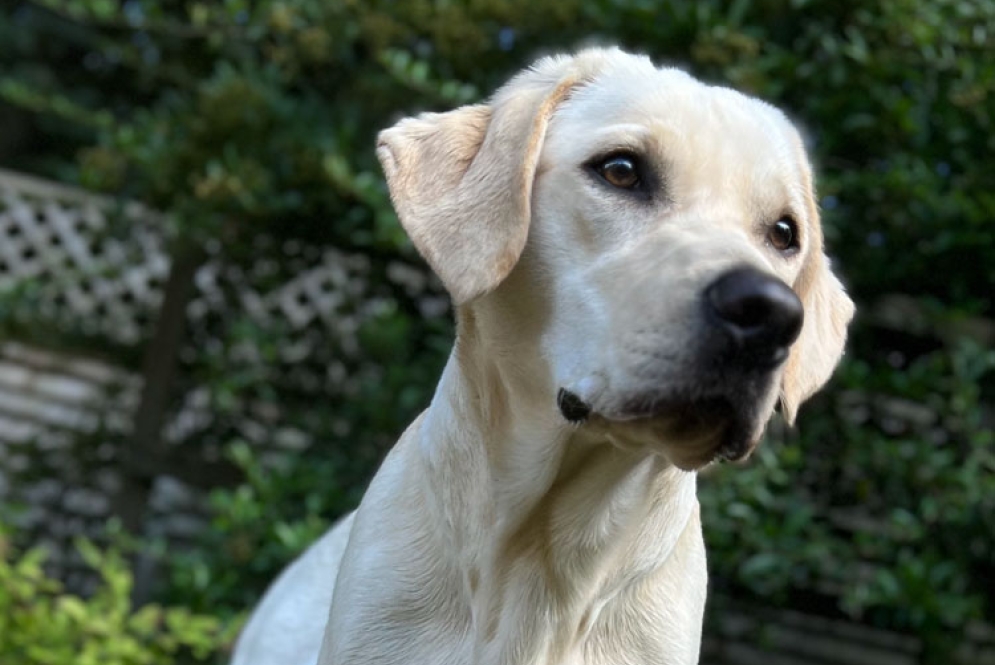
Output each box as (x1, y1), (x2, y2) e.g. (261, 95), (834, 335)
(559, 385), (741, 429)
(557, 376), (764, 463)
(607, 392), (738, 426)
(582, 391), (758, 465)
(712, 425), (755, 462)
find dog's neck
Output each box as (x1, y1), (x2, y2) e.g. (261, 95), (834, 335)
(413, 305), (700, 664)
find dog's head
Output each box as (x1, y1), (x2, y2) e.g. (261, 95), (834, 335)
(377, 48), (854, 471)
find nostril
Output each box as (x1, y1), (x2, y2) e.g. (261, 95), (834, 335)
(706, 267), (804, 349)
(712, 290), (777, 331)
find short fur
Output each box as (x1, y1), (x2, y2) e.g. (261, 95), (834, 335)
(231, 48), (854, 665)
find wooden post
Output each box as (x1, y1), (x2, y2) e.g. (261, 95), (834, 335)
(116, 244), (204, 604)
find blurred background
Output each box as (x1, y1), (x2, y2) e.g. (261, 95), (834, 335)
(0, 1), (992, 664)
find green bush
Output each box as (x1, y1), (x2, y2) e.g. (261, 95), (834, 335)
(701, 338), (995, 658)
(0, 524), (238, 665)
(161, 442), (341, 612)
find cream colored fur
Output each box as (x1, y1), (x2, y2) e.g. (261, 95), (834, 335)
(230, 48), (854, 665)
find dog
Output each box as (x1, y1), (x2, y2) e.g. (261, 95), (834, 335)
(230, 47), (854, 665)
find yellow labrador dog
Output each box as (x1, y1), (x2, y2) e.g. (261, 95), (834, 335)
(231, 47), (854, 665)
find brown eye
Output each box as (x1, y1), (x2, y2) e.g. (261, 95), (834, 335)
(596, 155), (641, 189)
(768, 218), (799, 252)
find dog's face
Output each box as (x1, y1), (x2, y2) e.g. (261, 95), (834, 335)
(378, 49), (854, 471)
(530, 63), (844, 469)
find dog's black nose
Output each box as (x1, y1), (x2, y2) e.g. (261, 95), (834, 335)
(705, 267), (803, 366)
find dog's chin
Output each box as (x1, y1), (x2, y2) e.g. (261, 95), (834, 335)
(573, 392), (763, 471)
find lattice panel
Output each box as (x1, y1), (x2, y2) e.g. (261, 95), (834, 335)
(0, 168), (445, 459)
(0, 168), (441, 588)
(0, 171), (166, 343)
(0, 168), (413, 353)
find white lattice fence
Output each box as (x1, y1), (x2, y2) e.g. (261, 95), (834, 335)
(0, 166), (440, 452)
(0, 167), (432, 586)
(0, 167), (406, 348)
(0, 168), (165, 343)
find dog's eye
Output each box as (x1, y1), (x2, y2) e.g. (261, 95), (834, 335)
(768, 217), (799, 253)
(595, 154), (641, 190)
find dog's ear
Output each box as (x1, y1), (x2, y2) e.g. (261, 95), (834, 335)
(377, 73), (578, 305)
(780, 247), (855, 424)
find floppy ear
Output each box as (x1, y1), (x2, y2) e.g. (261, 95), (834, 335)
(780, 249), (855, 424)
(376, 73), (578, 305)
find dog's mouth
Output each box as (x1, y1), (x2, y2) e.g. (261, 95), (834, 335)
(558, 387), (758, 470)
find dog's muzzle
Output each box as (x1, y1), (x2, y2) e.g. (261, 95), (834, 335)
(555, 268), (801, 468)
